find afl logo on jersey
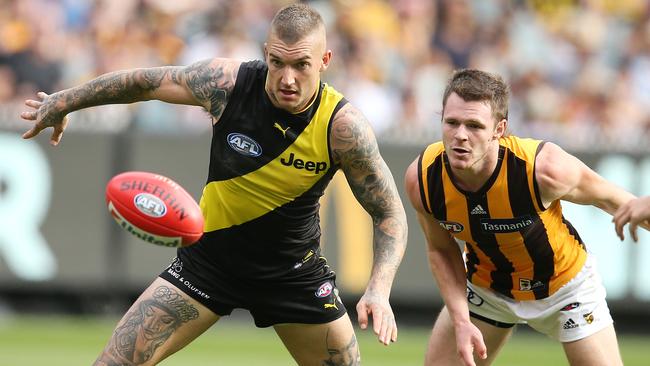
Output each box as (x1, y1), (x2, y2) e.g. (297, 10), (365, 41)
(227, 133), (262, 157)
(439, 220), (464, 233)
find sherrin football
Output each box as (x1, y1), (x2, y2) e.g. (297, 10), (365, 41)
(106, 171), (204, 247)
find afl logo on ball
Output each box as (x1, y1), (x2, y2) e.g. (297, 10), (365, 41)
(315, 282), (333, 298)
(227, 133), (262, 157)
(134, 193), (167, 217)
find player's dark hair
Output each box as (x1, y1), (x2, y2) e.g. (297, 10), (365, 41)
(442, 69), (509, 122)
(270, 3), (324, 44)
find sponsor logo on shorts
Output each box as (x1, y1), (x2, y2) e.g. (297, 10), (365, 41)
(323, 288), (341, 311)
(167, 257), (183, 273)
(467, 288), (484, 306)
(562, 318), (579, 329)
(134, 193), (167, 217)
(439, 220), (464, 233)
(316, 282), (333, 298)
(519, 278), (545, 291)
(560, 302), (580, 311)
(227, 133), (262, 157)
(165, 266), (210, 300)
(583, 312), (594, 324)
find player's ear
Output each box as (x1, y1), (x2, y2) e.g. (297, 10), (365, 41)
(320, 50), (332, 72)
(263, 43), (269, 61)
(495, 118), (507, 139)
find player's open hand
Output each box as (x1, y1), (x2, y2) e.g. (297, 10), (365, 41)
(21, 91), (69, 146)
(454, 320), (487, 366)
(613, 196), (650, 242)
(356, 289), (397, 346)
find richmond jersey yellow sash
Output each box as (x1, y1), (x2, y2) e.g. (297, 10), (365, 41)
(200, 83), (343, 233)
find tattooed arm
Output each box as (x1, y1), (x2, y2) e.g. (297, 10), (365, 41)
(330, 103), (408, 346)
(20, 58), (240, 145)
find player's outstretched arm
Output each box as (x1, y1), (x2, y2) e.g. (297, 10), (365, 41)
(535, 142), (650, 239)
(404, 159), (487, 366)
(330, 104), (408, 346)
(20, 58), (240, 145)
(535, 142), (635, 214)
(613, 196), (650, 242)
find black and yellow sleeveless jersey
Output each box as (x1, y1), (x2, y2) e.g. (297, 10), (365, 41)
(418, 136), (587, 300)
(189, 60), (347, 280)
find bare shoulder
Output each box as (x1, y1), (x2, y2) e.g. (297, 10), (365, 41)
(535, 141), (590, 205)
(535, 141), (579, 185)
(182, 58), (242, 120)
(404, 158), (425, 211)
(330, 103), (379, 167)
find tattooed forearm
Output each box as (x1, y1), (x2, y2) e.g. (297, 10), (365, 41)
(330, 105), (407, 288)
(93, 286), (199, 366)
(53, 67), (181, 114)
(45, 59), (237, 124)
(322, 330), (360, 366)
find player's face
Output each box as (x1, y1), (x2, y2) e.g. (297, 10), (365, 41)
(264, 28), (331, 113)
(441, 92), (504, 172)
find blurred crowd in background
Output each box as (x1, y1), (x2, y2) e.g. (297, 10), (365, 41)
(2, 0), (650, 149)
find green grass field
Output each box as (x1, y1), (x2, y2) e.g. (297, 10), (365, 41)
(0, 315), (647, 365)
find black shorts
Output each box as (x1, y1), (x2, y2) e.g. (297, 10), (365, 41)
(158, 246), (347, 328)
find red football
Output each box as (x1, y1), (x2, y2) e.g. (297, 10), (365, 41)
(105, 171), (204, 247)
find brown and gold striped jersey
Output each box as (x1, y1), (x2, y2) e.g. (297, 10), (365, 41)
(418, 136), (587, 300)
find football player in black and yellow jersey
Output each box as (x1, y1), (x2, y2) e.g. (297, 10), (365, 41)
(20, 4), (407, 365)
(405, 69), (647, 366)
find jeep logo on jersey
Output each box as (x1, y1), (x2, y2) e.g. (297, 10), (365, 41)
(315, 282), (333, 298)
(281, 152), (327, 174)
(439, 220), (464, 233)
(134, 193), (167, 217)
(227, 133), (262, 157)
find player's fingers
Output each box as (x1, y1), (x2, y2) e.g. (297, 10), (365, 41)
(390, 319), (398, 343)
(613, 212), (628, 241)
(458, 347), (476, 366)
(378, 313), (392, 345)
(50, 121), (66, 146)
(629, 221), (639, 242)
(356, 303), (369, 330)
(24, 99), (42, 108)
(371, 308), (384, 336)
(474, 338), (487, 360)
(37, 91), (49, 99)
(22, 124), (45, 139)
(20, 111), (38, 120)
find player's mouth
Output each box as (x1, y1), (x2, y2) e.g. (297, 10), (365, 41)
(451, 147), (470, 157)
(279, 89), (298, 99)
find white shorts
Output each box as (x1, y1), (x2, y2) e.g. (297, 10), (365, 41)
(467, 254), (613, 342)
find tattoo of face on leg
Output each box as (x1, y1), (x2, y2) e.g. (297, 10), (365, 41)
(322, 329), (360, 366)
(96, 286), (199, 365)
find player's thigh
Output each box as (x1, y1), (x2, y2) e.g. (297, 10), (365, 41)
(425, 306), (513, 366)
(94, 277), (220, 366)
(562, 325), (622, 366)
(273, 313), (359, 366)
(470, 315), (513, 366)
